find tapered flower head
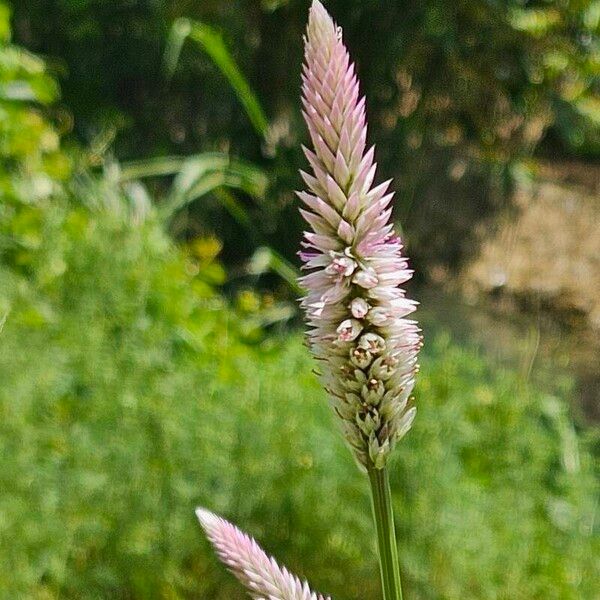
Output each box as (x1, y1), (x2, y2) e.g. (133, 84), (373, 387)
(196, 508), (330, 600)
(299, 0), (422, 469)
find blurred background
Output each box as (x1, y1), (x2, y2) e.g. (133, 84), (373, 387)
(0, 0), (598, 598)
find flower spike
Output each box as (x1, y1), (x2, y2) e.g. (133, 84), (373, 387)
(196, 508), (330, 600)
(299, 0), (422, 469)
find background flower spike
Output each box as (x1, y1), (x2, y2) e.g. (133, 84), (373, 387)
(196, 508), (331, 600)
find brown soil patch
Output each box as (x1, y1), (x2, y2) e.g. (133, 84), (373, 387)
(461, 162), (600, 330)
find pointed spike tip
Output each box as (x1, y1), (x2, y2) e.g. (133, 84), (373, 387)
(195, 507), (218, 532)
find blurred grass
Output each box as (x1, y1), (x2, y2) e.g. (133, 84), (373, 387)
(0, 189), (598, 600)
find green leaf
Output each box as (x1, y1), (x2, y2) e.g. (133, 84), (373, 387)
(119, 152), (268, 224)
(161, 153), (268, 220)
(118, 155), (195, 181)
(248, 246), (302, 293)
(261, 0), (289, 12)
(164, 18), (269, 137)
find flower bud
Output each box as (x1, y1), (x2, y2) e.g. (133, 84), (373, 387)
(349, 345), (373, 368)
(325, 253), (357, 278)
(367, 306), (389, 326)
(336, 319), (363, 342)
(350, 297), (370, 319)
(362, 377), (385, 405)
(370, 355), (398, 381)
(357, 332), (386, 355)
(352, 268), (379, 289)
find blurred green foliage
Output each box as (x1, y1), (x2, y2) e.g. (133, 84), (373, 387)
(0, 1), (71, 291)
(11, 0), (600, 273)
(0, 186), (598, 597)
(0, 1), (69, 203)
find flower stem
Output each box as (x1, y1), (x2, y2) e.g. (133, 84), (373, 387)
(368, 465), (404, 600)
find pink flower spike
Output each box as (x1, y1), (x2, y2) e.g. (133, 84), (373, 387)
(299, 0), (422, 469)
(196, 508), (330, 600)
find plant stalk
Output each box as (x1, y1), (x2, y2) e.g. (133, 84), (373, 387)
(368, 465), (404, 600)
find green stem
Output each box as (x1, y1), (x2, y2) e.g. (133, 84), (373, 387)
(368, 465), (404, 600)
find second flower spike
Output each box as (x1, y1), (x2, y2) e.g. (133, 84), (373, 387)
(197, 508), (330, 600)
